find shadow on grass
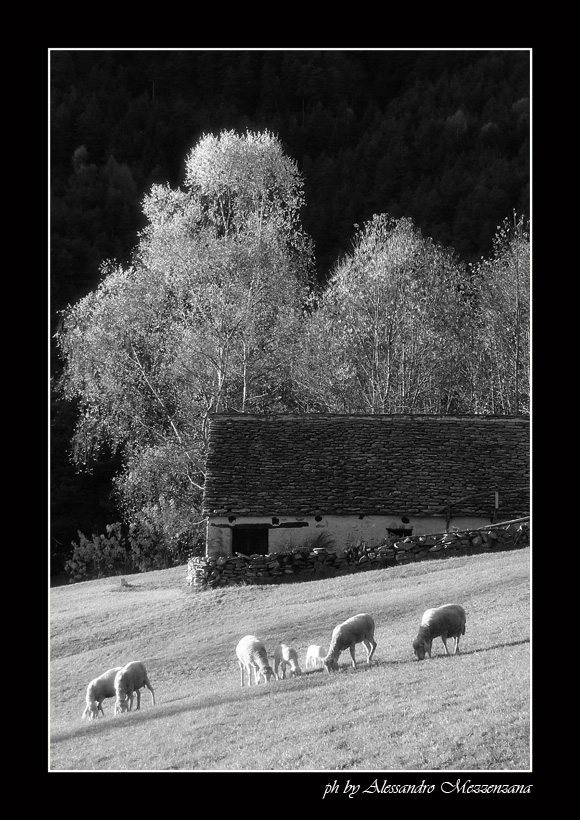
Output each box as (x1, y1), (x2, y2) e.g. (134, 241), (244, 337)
(356, 637), (530, 668)
(51, 672), (333, 744)
(433, 637), (529, 657)
(398, 637), (530, 664)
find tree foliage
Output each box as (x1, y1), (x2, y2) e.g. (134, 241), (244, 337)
(294, 214), (474, 414)
(56, 130), (312, 552)
(470, 212), (530, 414)
(305, 211), (529, 418)
(184, 129), (306, 241)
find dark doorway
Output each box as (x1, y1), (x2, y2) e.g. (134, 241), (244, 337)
(232, 526), (269, 556)
(387, 527), (413, 537)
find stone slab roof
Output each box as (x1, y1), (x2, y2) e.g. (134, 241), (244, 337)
(202, 414), (530, 519)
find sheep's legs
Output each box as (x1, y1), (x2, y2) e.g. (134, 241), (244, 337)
(364, 638), (377, 665)
(141, 677), (156, 705)
(349, 639), (377, 670)
(442, 635), (460, 655)
(242, 663), (255, 686)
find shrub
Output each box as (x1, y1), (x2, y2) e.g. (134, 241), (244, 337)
(126, 520), (198, 571)
(64, 520), (205, 582)
(64, 523), (130, 582)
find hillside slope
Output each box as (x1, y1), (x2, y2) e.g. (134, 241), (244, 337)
(49, 547), (530, 772)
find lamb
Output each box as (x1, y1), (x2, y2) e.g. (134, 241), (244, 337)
(113, 661), (156, 714)
(412, 603), (466, 660)
(304, 645), (326, 670)
(273, 643), (302, 679)
(323, 613), (377, 673)
(236, 635), (277, 687)
(82, 667), (122, 719)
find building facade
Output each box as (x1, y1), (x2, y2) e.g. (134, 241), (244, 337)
(202, 414), (529, 559)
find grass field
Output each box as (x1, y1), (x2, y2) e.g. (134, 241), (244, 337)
(49, 547), (531, 773)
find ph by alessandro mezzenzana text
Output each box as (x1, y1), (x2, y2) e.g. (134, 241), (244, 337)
(322, 779), (532, 797)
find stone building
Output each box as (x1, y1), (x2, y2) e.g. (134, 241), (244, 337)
(202, 414), (529, 559)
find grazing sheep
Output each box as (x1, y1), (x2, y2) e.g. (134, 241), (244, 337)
(82, 667), (122, 719)
(236, 635), (277, 687)
(412, 603), (466, 660)
(323, 613), (377, 673)
(114, 661), (156, 714)
(304, 645), (326, 670)
(273, 643), (302, 679)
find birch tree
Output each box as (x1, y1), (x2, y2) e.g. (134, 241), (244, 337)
(184, 129), (307, 245)
(294, 214), (466, 414)
(56, 130), (312, 553)
(472, 212), (530, 414)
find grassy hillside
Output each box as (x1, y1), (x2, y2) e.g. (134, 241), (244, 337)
(49, 548), (530, 773)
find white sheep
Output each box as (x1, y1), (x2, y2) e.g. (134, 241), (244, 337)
(114, 661), (156, 714)
(323, 613), (377, 672)
(304, 645), (326, 670)
(82, 666), (122, 719)
(412, 603), (466, 660)
(273, 643), (302, 679)
(236, 635), (277, 687)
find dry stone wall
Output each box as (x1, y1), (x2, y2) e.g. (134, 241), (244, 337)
(187, 517), (529, 589)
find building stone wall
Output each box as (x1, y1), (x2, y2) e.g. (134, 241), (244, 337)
(206, 511), (508, 558)
(190, 517), (530, 589)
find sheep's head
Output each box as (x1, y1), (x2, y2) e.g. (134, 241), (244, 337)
(115, 696), (130, 714)
(82, 703), (99, 720)
(413, 637), (431, 660)
(261, 666), (276, 683)
(324, 657), (339, 673)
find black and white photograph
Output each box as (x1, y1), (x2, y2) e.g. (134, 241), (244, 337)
(49, 48), (531, 782)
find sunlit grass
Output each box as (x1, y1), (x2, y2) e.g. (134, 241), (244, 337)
(49, 548), (530, 771)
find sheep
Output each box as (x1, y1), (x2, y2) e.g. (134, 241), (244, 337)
(82, 667), (122, 719)
(273, 643), (302, 679)
(304, 645), (326, 670)
(323, 613), (377, 672)
(113, 661), (156, 714)
(236, 635), (277, 687)
(412, 603), (466, 660)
